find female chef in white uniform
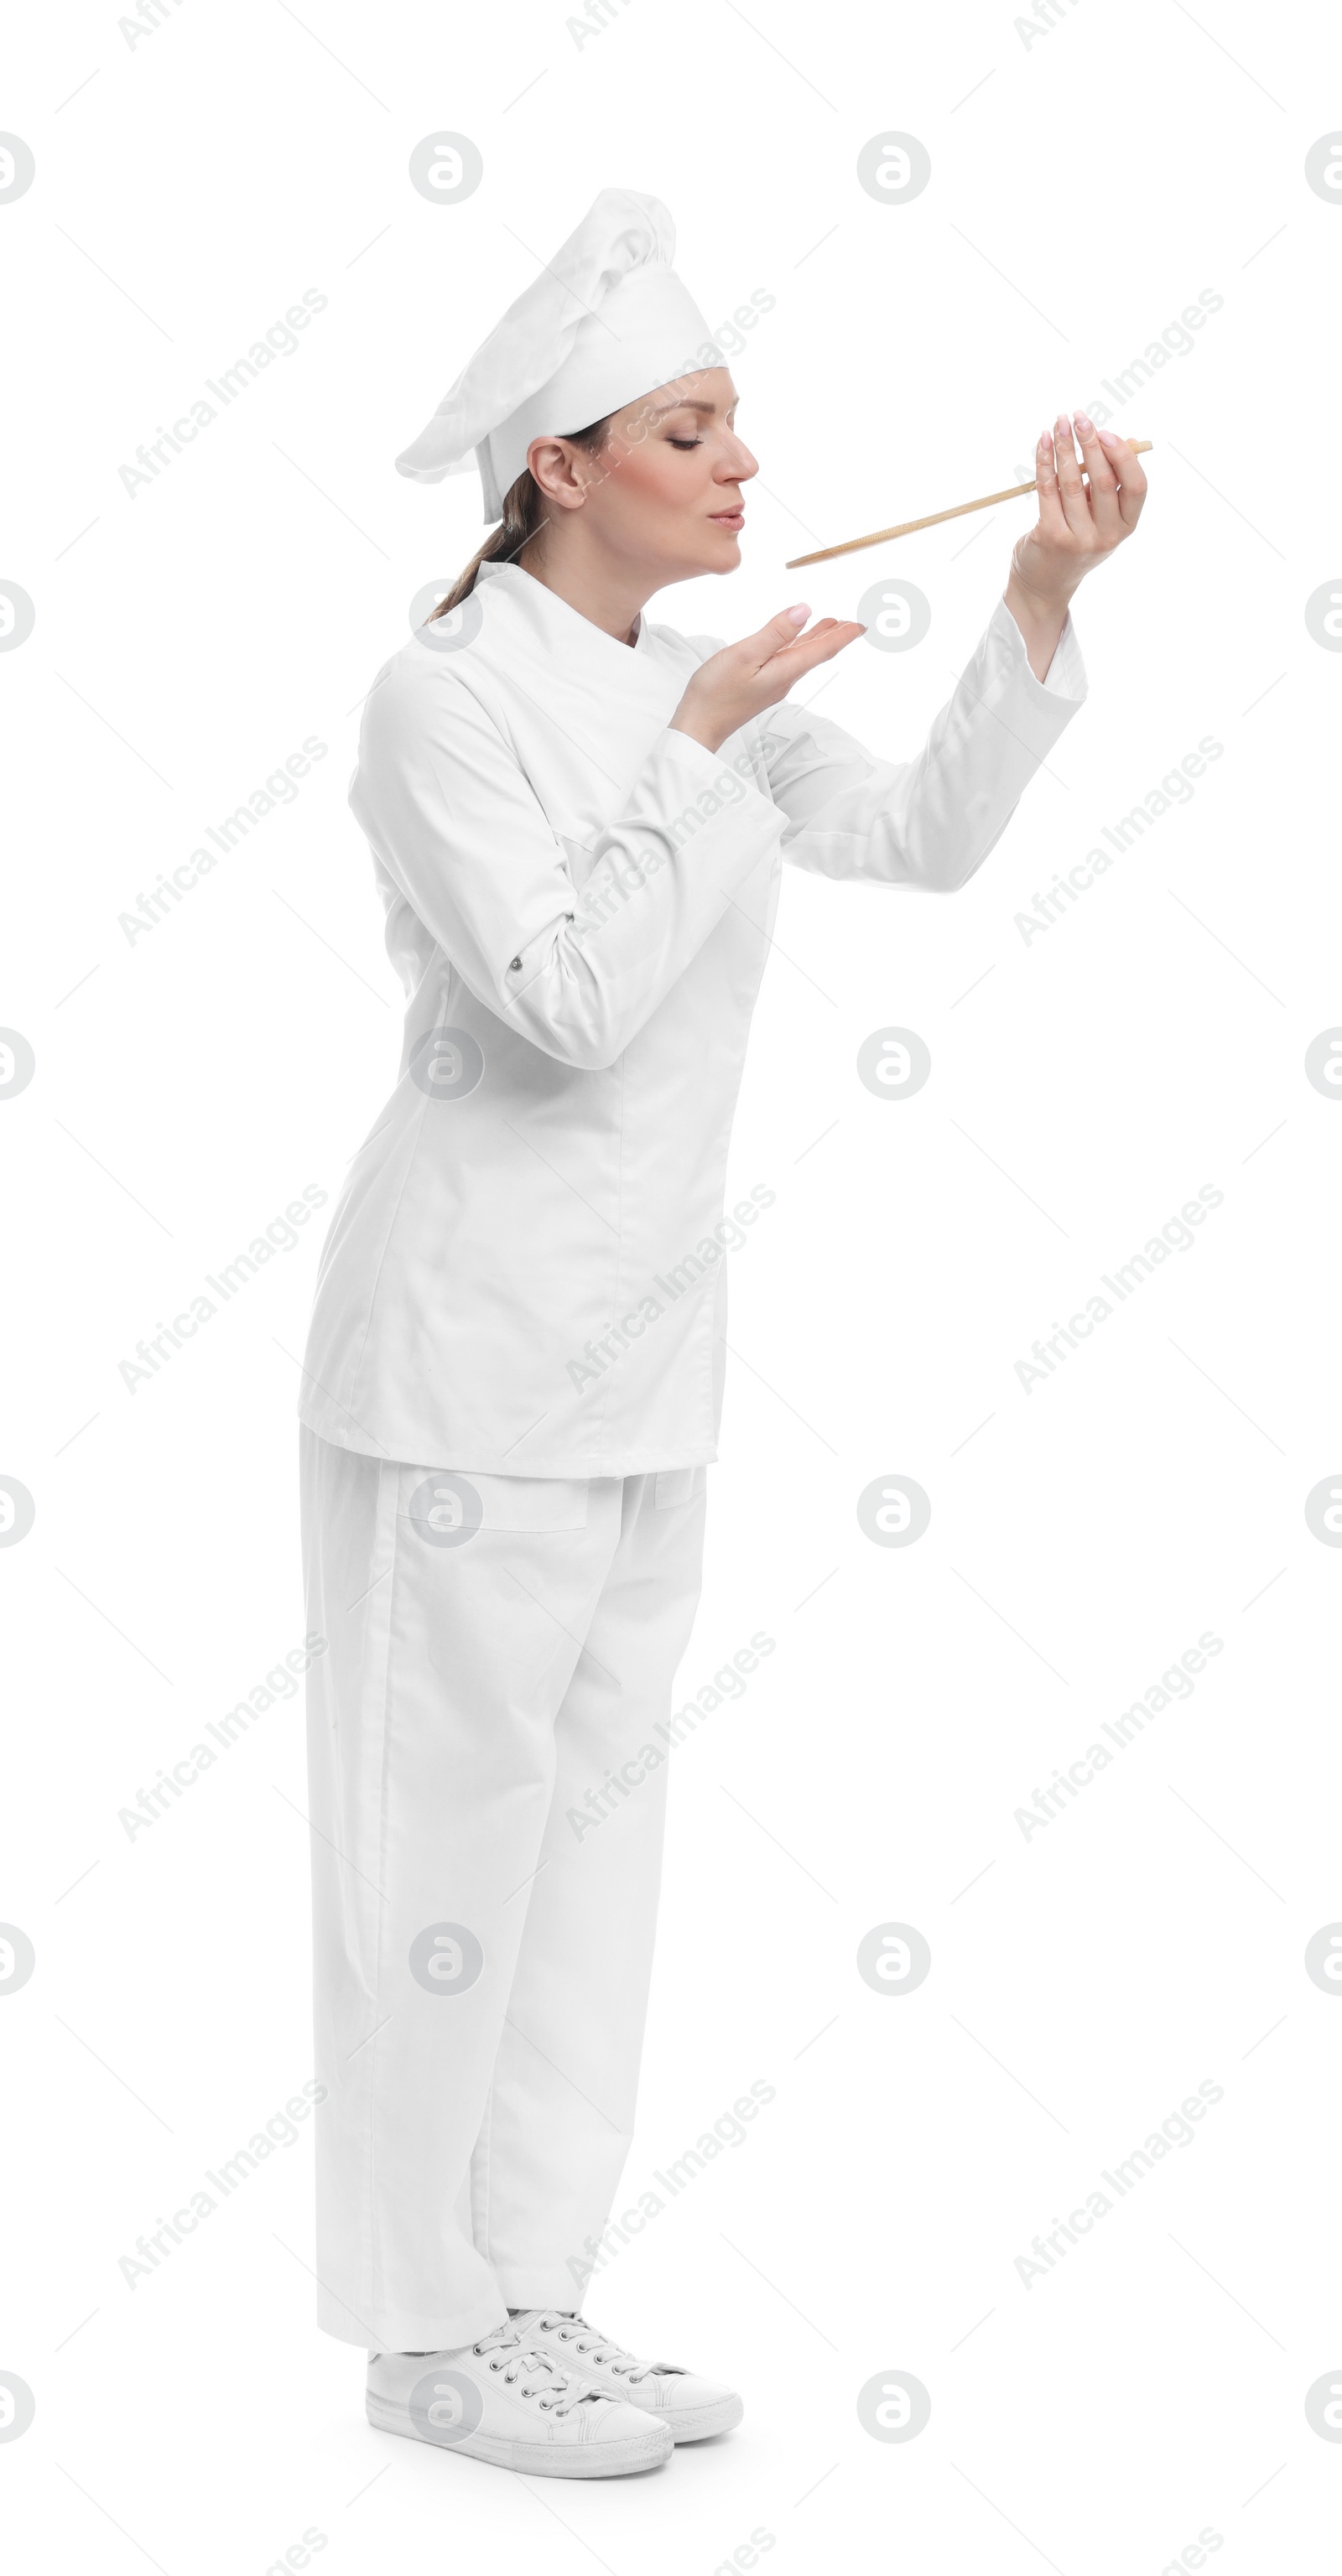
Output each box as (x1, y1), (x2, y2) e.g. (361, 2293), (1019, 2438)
(299, 190), (1147, 2478)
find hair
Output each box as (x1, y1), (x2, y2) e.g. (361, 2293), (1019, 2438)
(431, 415), (614, 617)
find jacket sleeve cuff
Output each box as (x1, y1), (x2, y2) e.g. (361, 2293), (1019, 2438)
(657, 724), (752, 789)
(991, 592), (1089, 704)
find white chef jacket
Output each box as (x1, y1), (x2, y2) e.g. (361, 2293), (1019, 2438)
(299, 560), (1087, 1475)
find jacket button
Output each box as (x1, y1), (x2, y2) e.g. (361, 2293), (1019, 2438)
(508, 955), (522, 971)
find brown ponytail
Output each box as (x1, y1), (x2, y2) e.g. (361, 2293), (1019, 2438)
(430, 416), (613, 618)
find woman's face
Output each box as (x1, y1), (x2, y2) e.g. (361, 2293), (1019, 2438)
(539, 368), (758, 581)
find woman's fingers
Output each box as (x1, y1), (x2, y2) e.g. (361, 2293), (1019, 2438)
(804, 619), (866, 664)
(1072, 413), (1123, 542)
(1036, 412), (1148, 556)
(1096, 428), (1149, 530)
(770, 619), (840, 663)
(770, 619), (865, 678)
(768, 615), (862, 657)
(1033, 426), (1071, 543)
(1052, 413), (1092, 542)
(771, 617), (841, 650)
(750, 605), (813, 662)
(1006, 408), (1148, 606)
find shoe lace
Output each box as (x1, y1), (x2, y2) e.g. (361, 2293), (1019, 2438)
(528, 2309), (652, 2384)
(468, 2320), (590, 2414)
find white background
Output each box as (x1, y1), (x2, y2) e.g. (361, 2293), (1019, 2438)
(3, 3), (1341, 2570)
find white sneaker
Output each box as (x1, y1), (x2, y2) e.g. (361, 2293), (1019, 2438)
(508, 2309), (744, 2443)
(366, 2321), (673, 2477)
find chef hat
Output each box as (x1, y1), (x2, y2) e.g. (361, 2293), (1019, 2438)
(396, 187), (726, 520)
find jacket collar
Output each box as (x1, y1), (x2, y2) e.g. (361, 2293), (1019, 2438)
(477, 558), (658, 662)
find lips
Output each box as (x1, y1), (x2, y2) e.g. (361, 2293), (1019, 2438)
(710, 509), (745, 529)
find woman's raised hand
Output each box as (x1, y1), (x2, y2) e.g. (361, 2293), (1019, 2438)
(669, 605), (866, 756)
(1010, 414), (1148, 604)
(1001, 412), (1148, 680)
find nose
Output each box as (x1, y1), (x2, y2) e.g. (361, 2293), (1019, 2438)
(718, 433), (758, 485)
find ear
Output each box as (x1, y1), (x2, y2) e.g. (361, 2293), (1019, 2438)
(527, 436), (590, 512)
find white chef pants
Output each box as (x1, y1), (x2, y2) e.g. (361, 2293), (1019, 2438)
(299, 1428), (708, 2352)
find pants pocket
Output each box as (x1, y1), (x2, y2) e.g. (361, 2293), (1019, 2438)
(398, 1468), (590, 1545)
